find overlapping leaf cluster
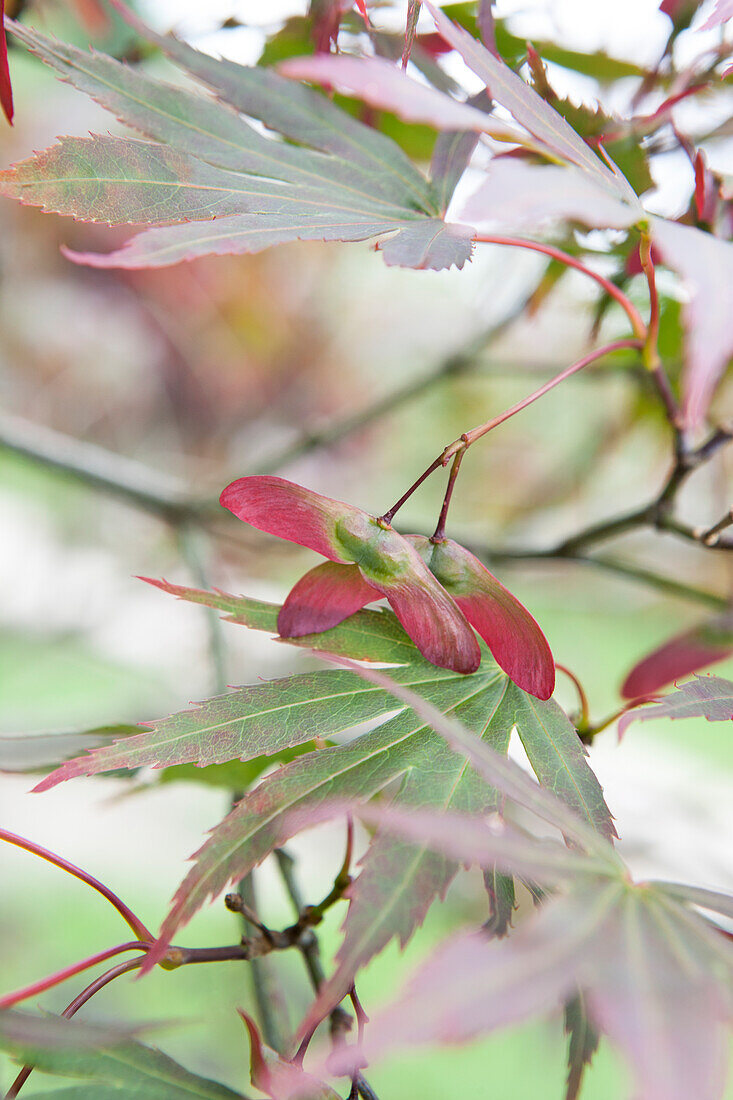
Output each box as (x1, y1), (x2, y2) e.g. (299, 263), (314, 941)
(38, 583), (614, 993)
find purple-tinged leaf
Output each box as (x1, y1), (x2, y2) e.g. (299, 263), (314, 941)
(583, 891), (732, 1100)
(325, 881), (623, 1066)
(63, 214), (440, 270)
(0, 2), (13, 124)
(655, 881), (733, 922)
(651, 217), (733, 429)
(410, 536), (556, 699)
(701, 0), (733, 28)
(278, 562), (377, 637)
(426, 2), (639, 205)
(107, 3), (432, 211)
(379, 219), (474, 269)
(621, 613), (733, 698)
(0, 136), (393, 227)
(142, 671), (505, 971)
(460, 159), (638, 232)
(618, 674), (733, 737)
(324, 882), (733, 1100)
(477, 0), (497, 53)
(279, 54), (529, 146)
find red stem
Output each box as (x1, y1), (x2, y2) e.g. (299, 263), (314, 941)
(0, 828), (153, 942)
(458, 338), (642, 449)
(5, 957), (146, 1098)
(473, 235), (647, 341)
(0, 941), (150, 1010)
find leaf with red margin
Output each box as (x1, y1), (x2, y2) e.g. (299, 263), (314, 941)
(621, 613), (733, 698)
(651, 217), (733, 429)
(0, 1), (13, 124)
(3, 17), (474, 272)
(618, 674), (733, 737)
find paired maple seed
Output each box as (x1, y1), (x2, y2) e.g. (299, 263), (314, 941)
(220, 475), (555, 699)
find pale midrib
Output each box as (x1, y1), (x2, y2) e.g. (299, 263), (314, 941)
(332, 679), (512, 971)
(11, 172), (415, 221)
(521, 694), (607, 836)
(177, 677), (495, 910)
(110, 670), (477, 760)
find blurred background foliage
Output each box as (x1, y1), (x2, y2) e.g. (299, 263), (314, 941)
(0, 0), (732, 1096)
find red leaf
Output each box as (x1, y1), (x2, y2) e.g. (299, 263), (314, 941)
(220, 475), (350, 563)
(0, 1), (14, 125)
(278, 561), (378, 637)
(621, 614), (733, 699)
(409, 537), (555, 698)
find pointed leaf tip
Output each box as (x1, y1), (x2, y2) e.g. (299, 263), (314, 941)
(0, 2), (14, 125)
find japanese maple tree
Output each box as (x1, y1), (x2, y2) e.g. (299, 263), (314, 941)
(0, 2), (732, 1099)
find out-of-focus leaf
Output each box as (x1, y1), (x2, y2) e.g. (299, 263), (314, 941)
(460, 159), (637, 231)
(564, 993), (599, 1100)
(701, 0), (733, 29)
(279, 53), (528, 146)
(3, 19), (473, 272)
(327, 881), (733, 1100)
(0, 0), (13, 124)
(621, 613), (733, 698)
(651, 217), (733, 429)
(618, 675), (733, 736)
(655, 881), (733, 922)
(0, 725), (139, 773)
(7, 1038), (249, 1098)
(330, 881), (624, 1059)
(0, 1011), (136, 1050)
(583, 890), (732, 1100)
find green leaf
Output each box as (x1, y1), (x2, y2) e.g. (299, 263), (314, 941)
(0, 1011), (136, 1050)
(3, 19), (474, 271)
(563, 993), (599, 1100)
(9, 1039), (249, 1098)
(500, 684), (617, 841)
(111, 583), (615, 985)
